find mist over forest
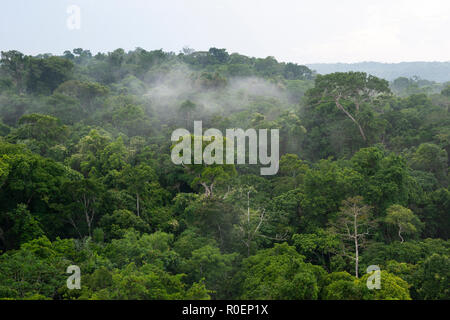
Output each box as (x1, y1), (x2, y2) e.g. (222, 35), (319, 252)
(0, 47), (449, 301)
(308, 61), (450, 82)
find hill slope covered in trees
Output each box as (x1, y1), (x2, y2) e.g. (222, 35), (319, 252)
(308, 61), (450, 82)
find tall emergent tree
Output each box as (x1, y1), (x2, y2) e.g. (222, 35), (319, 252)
(385, 204), (422, 243)
(0, 50), (28, 93)
(330, 196), (376, 278)
(306, 72), (391, 141)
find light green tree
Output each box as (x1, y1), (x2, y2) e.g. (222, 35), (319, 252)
(385, 204), (422, 243)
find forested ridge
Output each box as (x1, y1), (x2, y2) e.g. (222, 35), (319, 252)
(308, 61), (450, 83)
(0, 48), (448, 300)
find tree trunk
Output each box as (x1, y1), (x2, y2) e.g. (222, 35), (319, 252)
(201, 182), (211, 196)
(398, 225), (404, 243)
(354, 209), (359, 278)
(200, 182), (214, 197)
(247, 192), (250, 257)
(86, 214), (92, 237)
(247, 191), (251, 224)
(335, 98), (367, 141)
(82, 194), (95, 237)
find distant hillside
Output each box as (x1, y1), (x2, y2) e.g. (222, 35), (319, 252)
(307, 62), (450, 82)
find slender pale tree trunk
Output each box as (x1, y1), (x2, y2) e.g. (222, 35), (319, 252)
(335, 97), (367, 141)
(82, 194), (95, 237)
(398, 225), (404, 243)
(354, 207), (359, 278)
(247, 191), (251, 257)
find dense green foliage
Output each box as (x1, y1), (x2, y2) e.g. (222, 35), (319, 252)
(0, 48), (448, 300)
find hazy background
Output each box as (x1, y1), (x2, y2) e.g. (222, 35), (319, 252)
(1, 0), (449, 63)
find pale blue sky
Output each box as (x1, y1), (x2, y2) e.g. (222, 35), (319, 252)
(1, 0), (449, 63)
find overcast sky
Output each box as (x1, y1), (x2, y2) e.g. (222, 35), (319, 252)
(1, 0), (449, 64)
